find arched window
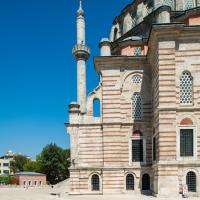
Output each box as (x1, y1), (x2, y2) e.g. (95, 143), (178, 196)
(142, 174), (150, 190)
(163, 0), (174, 8)
(132, 74), (142, 84)
(186, 171), (196, 192)
(91, 174), (100, 191)
(113, 28), (118, 41)
(180, 71), (193, 105)
(126, 174), (134, 190)
(132, 93), (143, 120)
(93, 99), (100, 117)
(185, 0), (194, 9)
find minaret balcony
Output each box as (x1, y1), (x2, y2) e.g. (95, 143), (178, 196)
(72, 44), (90, 60)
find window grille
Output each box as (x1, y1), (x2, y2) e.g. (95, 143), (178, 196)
(132, 75), (142, 85)
(163, 0), (173, 8)
(91, 174), (100, 191)
(186, 172), (196, 192)
(132, 93), (143, 120)
(132, 139), (143, 162)
(180, 129), (193, 157)
(134, 47), (142, 56)
(185, 0), (194, 9)
(153, 137), (156, 161)
(162, 0), (173, 8)
(126, 174), (134, 190)
(142, 174), (150, 190)
(180, 71), (193, 105)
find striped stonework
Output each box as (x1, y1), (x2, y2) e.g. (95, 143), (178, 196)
(67, 1), (200, 197)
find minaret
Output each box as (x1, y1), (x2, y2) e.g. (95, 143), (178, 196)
(72, 0), (90, 114)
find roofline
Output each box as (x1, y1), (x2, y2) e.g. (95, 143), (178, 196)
(14, 172), (46, 176)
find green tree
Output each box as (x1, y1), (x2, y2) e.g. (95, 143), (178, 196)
(37, 143), (70, 184)
(0, 174), (11, 185)
(10, 155), (29, 173)
(23, 160), (41, 172)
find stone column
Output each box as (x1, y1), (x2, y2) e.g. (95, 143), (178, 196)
(156, 6), (171, 24)
(99, 38), (111, 56)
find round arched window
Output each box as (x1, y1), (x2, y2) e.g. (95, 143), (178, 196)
(126, 174), (134, 190)
(142, 174), (150, 190)
(91, 174), (100, 191)
(186, 171), (196, 192)
(132, 74), (142, 84)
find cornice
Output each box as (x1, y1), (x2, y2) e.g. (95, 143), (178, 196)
(94, 56), (147, 72)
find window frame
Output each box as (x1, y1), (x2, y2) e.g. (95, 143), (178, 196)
(3, 170), (9, 174)
(133, 47), (142, 56)
(126, 173), (135, 191)
(186, 171), (197, 192)
(91, 174), (100, 191)
(132, 74), (142, 85)
(89, 173), (102, 193)
(3, 163), (9, 167)
(28, 180), (32, 186)
(180, 129), (194, 157)
(131, 92), (143, 121)
(93, 98), (101, 118)
(184, 0), (195, 10)
(129, 135), (146, 166)
(180, 71), (193, 106)
(177, 125), (197, 161)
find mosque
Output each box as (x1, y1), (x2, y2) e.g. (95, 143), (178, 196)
(66, 0), (200, 197)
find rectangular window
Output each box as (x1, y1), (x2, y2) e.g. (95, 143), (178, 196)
(3, 170), (9, 174)
(153, 137), (156, 161)
(132, 140), (143, 162)
(134, 47), (142, 56)
(3, 163), (9, 167)
(180, 129), (193, 157)
(185, 0), (194, 9)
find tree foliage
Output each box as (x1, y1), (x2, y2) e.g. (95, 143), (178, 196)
(0, 174), (11, 185)
(23, 160), (41, 172)
(10, 155), (29, 173)
(37, 143), (70, 184)
(9, 144), (70, 185)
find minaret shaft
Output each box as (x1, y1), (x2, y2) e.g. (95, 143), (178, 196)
(77, 59), (86, 112)
(72, 0), (90, 113)
(77, 15), (85, 45)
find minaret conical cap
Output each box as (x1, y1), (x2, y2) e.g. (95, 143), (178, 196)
(77, 0), (84, 16)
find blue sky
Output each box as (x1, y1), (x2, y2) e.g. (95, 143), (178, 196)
(0, 0), (131, 159)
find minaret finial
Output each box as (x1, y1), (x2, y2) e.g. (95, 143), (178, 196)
(77, 0), (84, 16)
(79, 0), (82, 10)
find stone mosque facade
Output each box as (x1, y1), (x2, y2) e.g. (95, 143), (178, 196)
(66, 0), (200, 197)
